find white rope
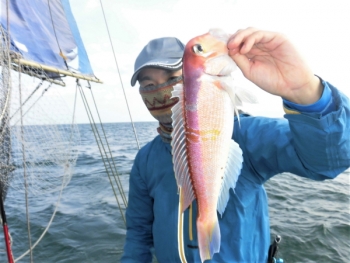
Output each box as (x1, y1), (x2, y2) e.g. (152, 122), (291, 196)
(98, 0), (140, 150)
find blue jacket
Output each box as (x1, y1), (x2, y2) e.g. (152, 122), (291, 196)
(121, 81), (350, 263)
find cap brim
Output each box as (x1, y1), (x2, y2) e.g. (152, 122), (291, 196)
(130, 58), (182, 86)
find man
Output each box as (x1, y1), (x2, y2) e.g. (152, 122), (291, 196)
(121, 28), (350, 262)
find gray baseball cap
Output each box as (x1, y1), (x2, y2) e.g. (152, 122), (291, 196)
(130, 37), (185, 86)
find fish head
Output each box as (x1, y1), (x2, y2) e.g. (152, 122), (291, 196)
(183, 28), (237, 78)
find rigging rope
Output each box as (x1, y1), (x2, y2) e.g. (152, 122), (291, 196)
(91, 6), (159, 261)
(9, 81), (43, 120)
(11, 83), (52, 127)
(88, 85), (128, 207)
(96, 3), (162, 260)
(98, 0), (140, 151)
(77, 81), (127, 225)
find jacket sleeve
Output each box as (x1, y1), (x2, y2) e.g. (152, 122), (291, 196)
(234, 81), (350, 184)
(121, 150), (154, 263)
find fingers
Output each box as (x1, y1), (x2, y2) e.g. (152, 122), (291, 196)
(228, 27), (256, 56)
(227, 27), (278, 56)
(230, 52), (251, 79)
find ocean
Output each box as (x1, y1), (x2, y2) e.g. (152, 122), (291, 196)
(0, 122), (349, 263)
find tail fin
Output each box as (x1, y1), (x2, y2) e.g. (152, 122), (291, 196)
(197, 217), (220, 263)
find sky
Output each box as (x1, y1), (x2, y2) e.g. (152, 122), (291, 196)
(33, 0), (350, 123)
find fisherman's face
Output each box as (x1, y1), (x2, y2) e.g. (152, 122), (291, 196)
(138, 67), (182, 88)
(137, 67), (183, 124)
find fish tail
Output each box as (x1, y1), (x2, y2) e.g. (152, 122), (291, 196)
(178, 188), (188, 263)
(197, 217), (220, 263)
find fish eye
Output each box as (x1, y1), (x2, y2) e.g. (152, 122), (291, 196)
(192, 44), (204, 54)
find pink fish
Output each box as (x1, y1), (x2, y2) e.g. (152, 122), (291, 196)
(171, 29), (243, 263)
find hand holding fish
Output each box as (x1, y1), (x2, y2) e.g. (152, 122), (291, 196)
(227, 27), (323, 105)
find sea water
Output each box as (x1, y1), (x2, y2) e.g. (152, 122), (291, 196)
(0, 122), (349, 263)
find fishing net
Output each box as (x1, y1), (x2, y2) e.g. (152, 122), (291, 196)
(0, 25), (80, 199)
(0, 25), (12, 201)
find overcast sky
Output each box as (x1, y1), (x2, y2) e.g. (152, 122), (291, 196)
(63, 0), (349, 124)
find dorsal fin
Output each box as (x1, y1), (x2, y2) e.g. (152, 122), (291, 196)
(171, 83), (195, 212)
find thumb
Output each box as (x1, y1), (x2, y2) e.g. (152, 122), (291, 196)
(230, 53), (251, 79)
